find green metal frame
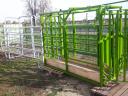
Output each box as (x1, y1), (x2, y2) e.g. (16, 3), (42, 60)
(40, 3), (128, 86)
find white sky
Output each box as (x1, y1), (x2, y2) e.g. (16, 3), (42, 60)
(0, 0), (127, 22)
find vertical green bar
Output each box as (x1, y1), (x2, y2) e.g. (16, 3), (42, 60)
(97, 9), (100, 67)
(104, 38), (106, 64)
(40, 15), (46, 63)
(108, 10), (112, 80)
(63, 13), (68, 71)
(111, 13), (115, 78)
(54, 16), (58, 58)
(45, 16), (48, 62)
(97, 6), (104, 86)
(118, 8), (123, 63)
(118, 8), (123, 81)
(45, 15), (51, 57)
(72, 13), (76, 56)
(115, 10), (119, 81)
(50, 14), (54, 57)
(123, 10), (127, 81)
(58, 13), (63, 57)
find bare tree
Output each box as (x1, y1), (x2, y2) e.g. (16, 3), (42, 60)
(24, 0), (51, 25)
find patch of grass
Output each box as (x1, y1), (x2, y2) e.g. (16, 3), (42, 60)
(2, 92), (14, 96)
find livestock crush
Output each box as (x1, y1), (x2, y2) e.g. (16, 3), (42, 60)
(41, 4), (128, 86)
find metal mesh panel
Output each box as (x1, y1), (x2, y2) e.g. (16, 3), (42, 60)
(67, 12), (97, 66)
(0, 16), (43, 60)
(43, 15), (64, 59)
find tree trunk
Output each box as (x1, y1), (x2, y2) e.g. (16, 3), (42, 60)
(32, 16), (36, 26)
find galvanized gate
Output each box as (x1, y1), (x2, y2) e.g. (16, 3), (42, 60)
(0, 16), (43, 64)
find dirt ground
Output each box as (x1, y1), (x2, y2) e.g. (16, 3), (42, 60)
(0, 53), (93, 96)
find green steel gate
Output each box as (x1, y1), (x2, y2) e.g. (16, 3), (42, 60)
(40, 5), (128, 86)
(98, 8), (128, 85)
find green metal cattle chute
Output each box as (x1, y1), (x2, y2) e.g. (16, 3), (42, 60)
(40, 4), (128, 86)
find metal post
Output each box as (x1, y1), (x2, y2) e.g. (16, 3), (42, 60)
(72, 13), (76, 56)
(108, 10), (112, 80)
(58, 13), (63, 58)
(18, 18), (23, 55)
(97, 6), (104, 86)
(115, 10), (119, 81)
(30, 16), (36, 58)
(63, 13), (68, 71)
(123, 10), (127, 81)
(50, 14), (54, 57)
(40, 16), (45, 65)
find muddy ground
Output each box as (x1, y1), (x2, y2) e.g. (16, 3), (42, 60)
(0, 53), (94, 96)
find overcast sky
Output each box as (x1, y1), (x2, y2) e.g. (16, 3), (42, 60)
(0, 0), (127, 22)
